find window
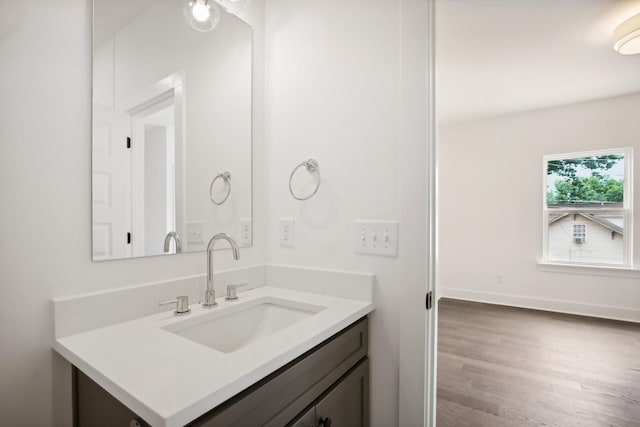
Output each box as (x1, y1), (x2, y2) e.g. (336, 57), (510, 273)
(543, 148), (633, 267)
(572, 224), (586, 244)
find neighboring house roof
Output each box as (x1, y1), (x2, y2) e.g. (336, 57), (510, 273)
(547, 202), (623, 208)
(548, 213), (623, 235)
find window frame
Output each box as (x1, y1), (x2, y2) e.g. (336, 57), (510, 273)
(542, 147), (633, 268)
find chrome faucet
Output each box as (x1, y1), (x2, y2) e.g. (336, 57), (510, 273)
(163, 231), (182, 253)
(203, 233), (240, 308)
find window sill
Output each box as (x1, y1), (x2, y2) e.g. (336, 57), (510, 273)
(537, 261), (640, 279)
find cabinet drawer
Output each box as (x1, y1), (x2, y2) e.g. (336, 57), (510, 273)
(191, 317), (368, 427)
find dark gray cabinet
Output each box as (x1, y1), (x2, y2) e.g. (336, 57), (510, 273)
(289, 358), (369, 427)
(75, 369), (149, 427)
(290, 408), (315, 427)
(74, 317), (369, 427)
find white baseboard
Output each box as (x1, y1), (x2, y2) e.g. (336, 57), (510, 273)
(440, 287), (640, 323)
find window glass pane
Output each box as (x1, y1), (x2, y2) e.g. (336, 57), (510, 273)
(546, 154), (625, 208)
(547, 212), (624, 265)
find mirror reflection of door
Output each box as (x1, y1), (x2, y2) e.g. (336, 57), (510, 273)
(129, 91), (178, 257)
(92, 105), (131, 260)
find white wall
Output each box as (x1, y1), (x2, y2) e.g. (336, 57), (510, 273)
(264, 1), (428, 426)
(0, 0), (266, 425)
(439, 93), (640, 321)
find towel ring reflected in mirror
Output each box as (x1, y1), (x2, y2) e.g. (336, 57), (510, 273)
(210, 171), (231, 205)
(289, 159), (321, 201)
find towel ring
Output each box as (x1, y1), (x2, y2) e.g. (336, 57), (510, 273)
(210, 171), (231, 205)
(289, 159), (320, 201)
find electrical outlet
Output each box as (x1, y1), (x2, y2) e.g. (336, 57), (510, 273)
(239, 218), (252, 246)
(280, 218), (295, 247)
(354, 220), (399, 256)
(186, 221), (205, 244)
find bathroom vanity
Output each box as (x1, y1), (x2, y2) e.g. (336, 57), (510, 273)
(75, 317), (368, 426)
(53, 267), (374, 427)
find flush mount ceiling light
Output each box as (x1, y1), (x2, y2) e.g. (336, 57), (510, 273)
(220, 0), (252, 8)
(613, 12), (640, 55)
(183, 0), (221, 32)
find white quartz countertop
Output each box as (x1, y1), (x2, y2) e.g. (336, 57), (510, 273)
(54, 286), (374, 427)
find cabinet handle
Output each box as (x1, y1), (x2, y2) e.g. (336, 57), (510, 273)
(318, 416), (332, 427)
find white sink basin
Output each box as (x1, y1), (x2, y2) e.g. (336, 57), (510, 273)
(163, 298), (326, 353)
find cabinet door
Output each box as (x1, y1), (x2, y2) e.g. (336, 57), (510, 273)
(315, 358), (369, 427)
(290, 407), (316, 427)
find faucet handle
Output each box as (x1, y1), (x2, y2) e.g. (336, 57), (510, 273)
(159, 295), (191, 316)
(225, 283), (248, 301)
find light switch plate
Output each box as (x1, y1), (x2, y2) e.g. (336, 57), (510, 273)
(354, 220), (399, 256)
(280, 218), (295, 248)
(239, 218), (252, 246)
(186, 221), (205, 244)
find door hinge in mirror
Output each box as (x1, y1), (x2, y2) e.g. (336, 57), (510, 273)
(126, 137), (131, 149)
(426, 291), (433, 310)
(127, 232), (132, 245)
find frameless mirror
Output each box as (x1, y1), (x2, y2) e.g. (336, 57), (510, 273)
(92, 0), (252, 261)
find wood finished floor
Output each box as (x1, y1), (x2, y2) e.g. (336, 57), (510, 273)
(436, 299), (640, 427)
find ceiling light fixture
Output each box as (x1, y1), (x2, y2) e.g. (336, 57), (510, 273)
(217, 0), (252, 12)
(183, 0), (221, 32)
(613, 12), (640, 55)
